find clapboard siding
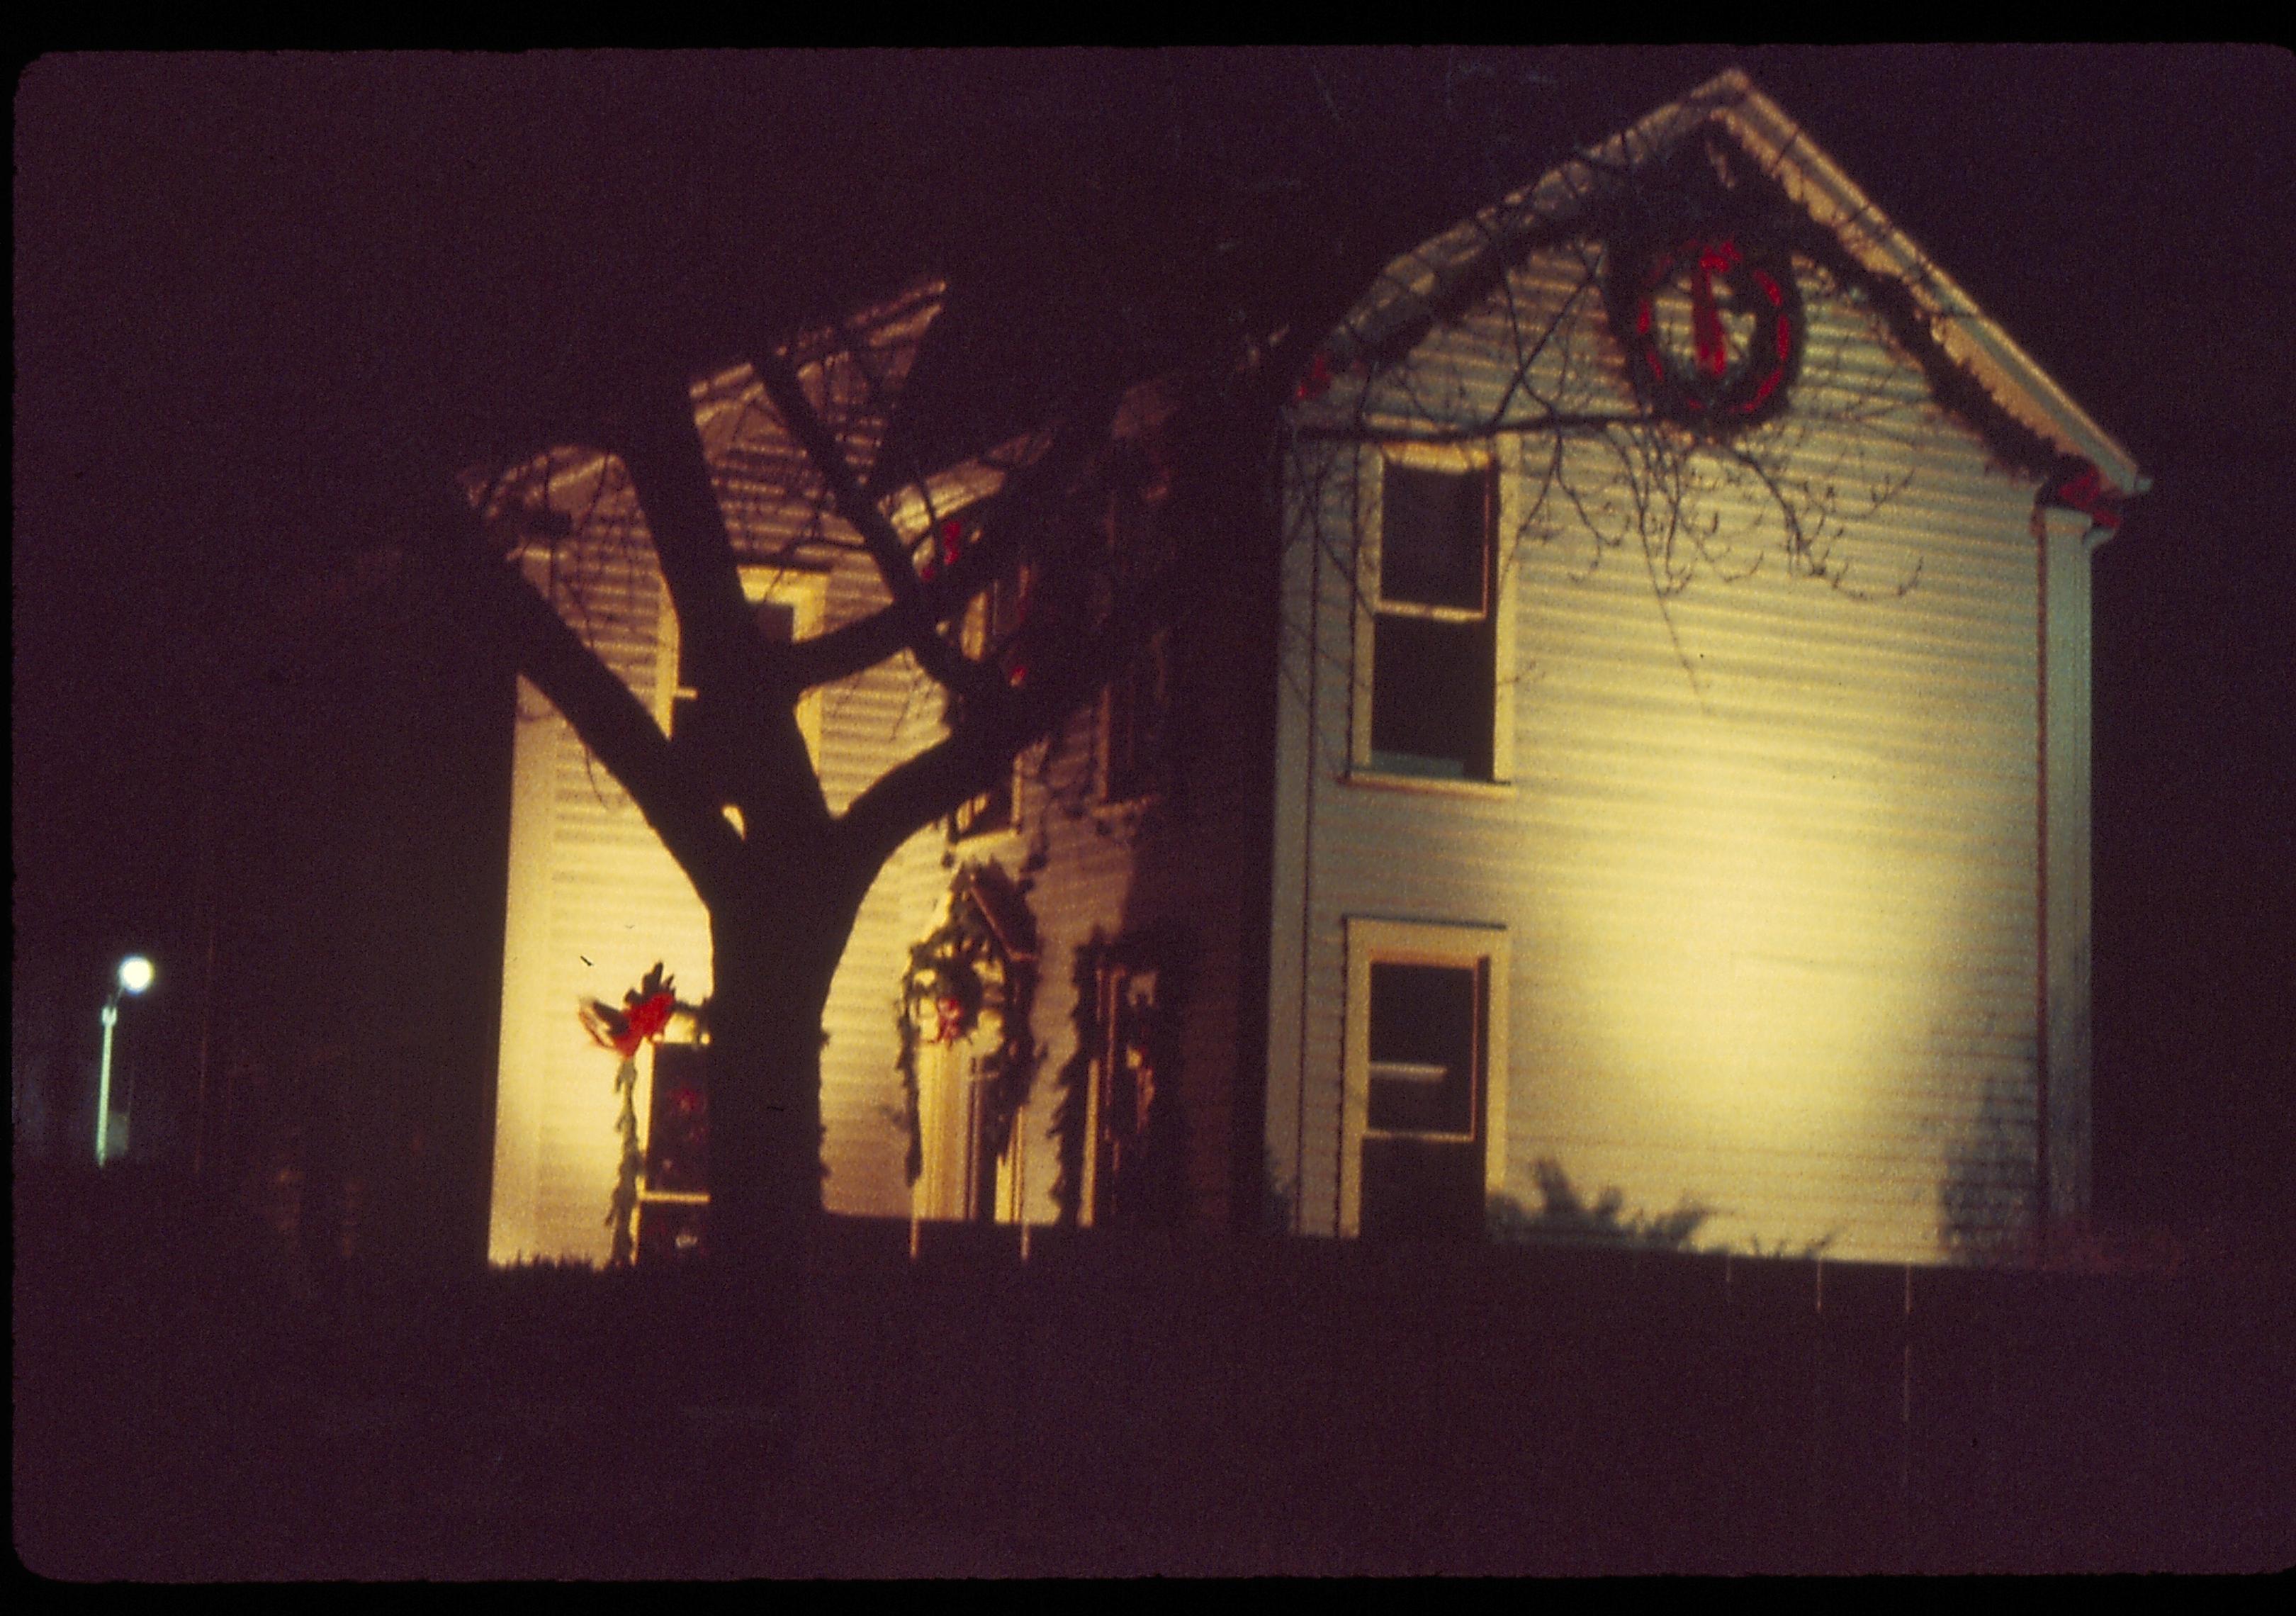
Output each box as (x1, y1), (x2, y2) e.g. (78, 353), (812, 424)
(940, 469), (1274, 1233)
(1268, 232), (2052, 1265)
(487, 311), (1271, 1257)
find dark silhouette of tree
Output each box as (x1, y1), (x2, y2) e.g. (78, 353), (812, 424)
(445, 318), (1195, 1290)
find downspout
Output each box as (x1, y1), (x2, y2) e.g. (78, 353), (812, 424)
(2030, 456), (2137, 1261)
(2033, 514), (2051, 1262)
(1295, 448), (1320, 1237)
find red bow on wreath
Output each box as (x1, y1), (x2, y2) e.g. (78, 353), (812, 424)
(1688, 239), (1741, 379)
(581, 963), (680, 1058)
(933, 994), (969, 1044)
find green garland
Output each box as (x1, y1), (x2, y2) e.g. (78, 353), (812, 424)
(578, 962), (700, 1268)
(894, 864), (1039, 1189)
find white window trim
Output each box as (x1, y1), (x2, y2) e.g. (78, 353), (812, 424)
(1348, 442), (1518, 788)
(1340, 916), (1511, 1239)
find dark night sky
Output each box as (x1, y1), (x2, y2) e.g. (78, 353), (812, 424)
(13, 47), (2295, 1250)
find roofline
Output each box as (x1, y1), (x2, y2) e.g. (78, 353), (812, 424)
(1698, 71), (2144, 497)
(1324, 69), (2145, 500)
(474, 277), (1035, 549)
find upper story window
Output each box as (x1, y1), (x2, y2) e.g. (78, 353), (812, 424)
(1099, 623), (1171, 806)
(1352, 452), (1513, 785)
(950, 564), (1029, 842)
(670, 594), (797, 740)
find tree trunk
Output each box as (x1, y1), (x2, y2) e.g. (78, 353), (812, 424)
(704, 914), (833, 1288)
(680, 874), (857, 1564)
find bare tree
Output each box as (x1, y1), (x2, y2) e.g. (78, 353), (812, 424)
(436, 311), (1219, 1298)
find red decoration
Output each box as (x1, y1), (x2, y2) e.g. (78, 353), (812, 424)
(934, 994), (967, 1044)
(1689, 239), (1737, 378)
(623, 992), (675, 1051)
(919, 515), (970, 583)
(580, 963), (682, 1057)
(1293, 349), (1334, 402)
(1608, 232), (1803, 432)
(2039, 459), (2125, 531)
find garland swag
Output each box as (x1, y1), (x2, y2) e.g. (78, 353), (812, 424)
(894, 863), (1040, 1186)
(578, 962), (699, 1267)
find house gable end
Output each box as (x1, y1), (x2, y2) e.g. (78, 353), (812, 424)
(1315, 70), (2142, 503)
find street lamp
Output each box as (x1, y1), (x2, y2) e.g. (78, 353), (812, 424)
(96, 954), (154, 1166)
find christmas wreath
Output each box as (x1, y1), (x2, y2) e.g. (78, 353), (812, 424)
(1606, 230), (1803, 432)
(894, 865), (1038, 1188)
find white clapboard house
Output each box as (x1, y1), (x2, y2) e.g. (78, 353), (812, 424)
(484, 72), (2139, 1269)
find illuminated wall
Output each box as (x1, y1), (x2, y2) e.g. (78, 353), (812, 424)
(1267, 228), (2096, 1264)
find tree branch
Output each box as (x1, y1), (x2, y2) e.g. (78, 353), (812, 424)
(429, 488), (747, 906)
(780, 512), (1035, 692)
(619, 363), (831, 834)
(752, 346), (1007, 707)
(835, 485), (1159, 872)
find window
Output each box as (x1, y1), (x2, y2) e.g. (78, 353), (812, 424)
(635, 1041), (708, 1264)
(1351, 451), (1514, 785)
(1076, 956), (1175, 1228)
(1342, 919), (1510, 1240)
(950, 566), (1030, 841)
(1099, 623), (1171, 805)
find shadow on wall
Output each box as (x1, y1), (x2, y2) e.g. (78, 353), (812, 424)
(1487, 1158), (1713, 1252)
(1938, 1057), (2037, 1265)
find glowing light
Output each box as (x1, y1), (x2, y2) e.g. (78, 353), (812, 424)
(97, 954), (155, 1165)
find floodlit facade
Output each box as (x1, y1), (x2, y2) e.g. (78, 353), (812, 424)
(486, 72), (2140, 1268)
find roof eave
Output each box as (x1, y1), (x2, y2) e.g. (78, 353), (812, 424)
(1324, 69), (2146, 504)
(1703, 72), (2144, 498)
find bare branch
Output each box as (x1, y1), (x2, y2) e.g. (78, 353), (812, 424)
(619, 364), (831, 834)
(429, 488), (747, 907)
(752, 345), (1007, 707)
(781, 517), (1039, 693)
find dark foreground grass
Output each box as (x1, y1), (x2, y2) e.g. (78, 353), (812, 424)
(17, 1165), (2295, 1578)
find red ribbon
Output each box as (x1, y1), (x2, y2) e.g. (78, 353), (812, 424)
(2040, 460), (2125, 531)
(1689, 239), (1742, 381)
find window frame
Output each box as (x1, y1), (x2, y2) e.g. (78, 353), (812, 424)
(1340, 916), (1511, 1240)
(1096, 620), (1173, 809)
(949, 564), (1033, 843)
(1349, 444), (1516, 790)
(1076, 953), (1161, 1228)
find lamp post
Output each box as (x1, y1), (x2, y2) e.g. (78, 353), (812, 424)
(96, 954), (154, 1166)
